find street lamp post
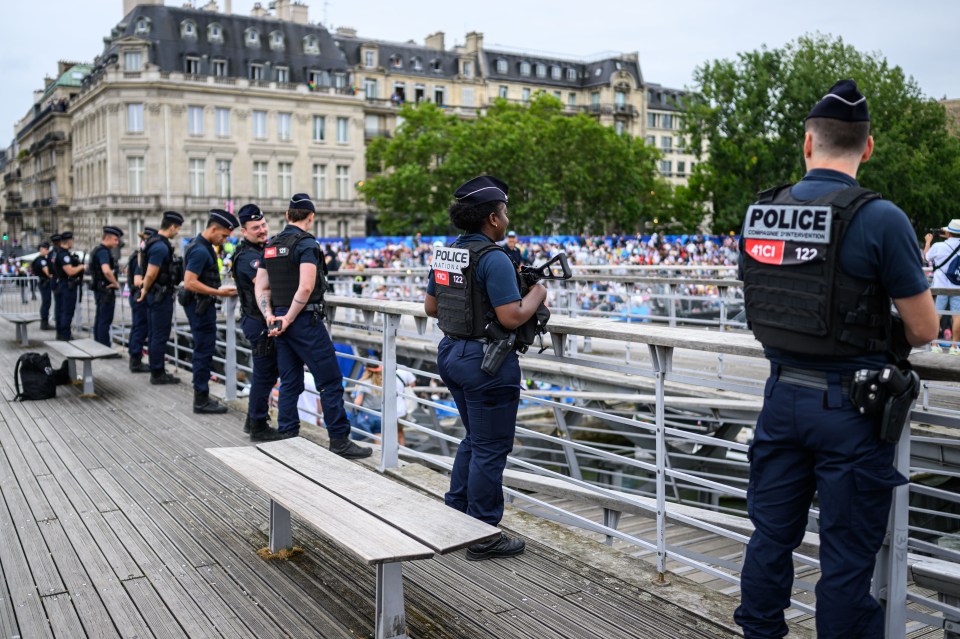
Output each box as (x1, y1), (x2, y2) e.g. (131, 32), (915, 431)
(218, 162), (232, 214)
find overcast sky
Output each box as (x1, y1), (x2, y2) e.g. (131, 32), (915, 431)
(3, 0), (958, 143)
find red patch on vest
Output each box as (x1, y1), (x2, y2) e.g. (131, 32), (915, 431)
(264, 247), (278, 258)
(745, 239), (784, 265)
(434, 270), (450, 286)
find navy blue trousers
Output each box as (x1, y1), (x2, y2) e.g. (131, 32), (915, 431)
(39, 281), (51, 324)
(56, 284), (77, 340)
(50, 281), (60, 327)
(735, 365), (907, 639)
(438, 337), (521, 527)
(274, 309), (350, 437)
(184, 301), (217, 393)
(241, 315), (277, 421)
(146, 292), (174, 372)
(93, 290), (115, 346)
(128, 293), (150, 358)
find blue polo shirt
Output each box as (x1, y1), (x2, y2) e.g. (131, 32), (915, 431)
(426, 233), (521, 308)
(146, 238), (170, 267)
(185, 236), (217, 276)
(754, 169), (929, 372)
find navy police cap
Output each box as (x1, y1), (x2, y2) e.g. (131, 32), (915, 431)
(50, 233), (62, 242)
(141, 227), (157, 237)
(237, 203), (264, 225)
(806, 79), (870, 122)
(454, 175), (509, 207)
(162, 210), (185, 226)
(103, 225), (124, 237)
(60, 231), (74, 241)
(289, 193), (316, 213)
(208, 208), (239, 231)
(39, 241), (50, 249)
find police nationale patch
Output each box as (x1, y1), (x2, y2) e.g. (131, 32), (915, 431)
(743, 205), (832, 244)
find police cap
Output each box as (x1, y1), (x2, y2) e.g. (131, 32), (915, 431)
(289, 193), (316, 213)
(50, 233), (62, 243)
(806, 79), (870, 122)
(237, 203), (264, 225)
(141, 227), (157, 238)
(60, 232), (74, 241)
(208, 209), (239, 231)
(39, 241), (50, 249)
(103, 225), (124, 238)
(162, 210), (185, 226)
(454, 175), (509, 207)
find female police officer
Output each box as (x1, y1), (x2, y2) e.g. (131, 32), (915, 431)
(424, 176), (547, 561)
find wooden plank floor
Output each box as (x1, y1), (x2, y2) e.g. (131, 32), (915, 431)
(0, 321), (742, 639)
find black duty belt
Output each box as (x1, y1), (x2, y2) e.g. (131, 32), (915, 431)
(778, 366), (852, 394)
(303, 303), (324, 313)
(444, 335), (489, 345)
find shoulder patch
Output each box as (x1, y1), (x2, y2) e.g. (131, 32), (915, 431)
(63, 255), (71, 264)
(251, 259), (259, 269)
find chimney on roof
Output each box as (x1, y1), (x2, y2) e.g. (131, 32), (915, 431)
(425, 31), (444, 51)
(274, 0), (291, 20)
(57, 60), (81, 75)
(336, 26), (357, 38)
(201, 0), (219, 11)
(250, 1), (268, 16)
(43, 76), (55, 90)
(122, 0), (163, 17)
(224, 0), (231, 13)
(464, 31), (483, 54)
(290, 1), (308, 24)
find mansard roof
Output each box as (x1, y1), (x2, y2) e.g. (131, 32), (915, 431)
(483, 50), (642, 89)
(334, 35), (462, 78)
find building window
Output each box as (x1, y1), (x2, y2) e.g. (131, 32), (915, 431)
(389, 55), (403, 69)
(520, 61), (530, 76)
(566, 68), (577, 81)
(336, 165), (349, 200)
(185, 56), (201, 75)
(308, 69), (328, 86)
(188, 158), (205, 196)
(363, 78), (378, 99)
(207, 23), (223, 43)
(277, 162), (293, 199)
(215, 159), (231, 197)
(215, 108), (230, 137)
(551, 66), (561, 80)
(333, 73), (346, 89)
(567, 92), (576, 106)
(127, 103), (144, 133)
(212, 59), (227, 76)
(312, 164), (327, 200)
(249, 63), (264, 81)
(496, 59), (507, 74)
(614, 121), (626, 135)
(313, 115), (326, 142)
(336, 117), (349, 143)
(462, 87), (475, 107)
(412, 56), (423, 71)
(135, 17), (150, 35)
(615, 90), (626, 106)
(659, 160), (672, 176)
(302, 35), (319, 55)
(553, 90), (561, 99)
(245, 28), (260, 48)
(677, 161), (686, 176)
(364, 114), (379, 136)
(364, 50), (376, 68)
(536, 64), (546, 78)
(124, 51), (142, 71)
(270, 30), (285, 50)
(462, 60), (473, 77)
(180, 20), (197, 39)
(127, 156), (144, 195)
(647, 113), (658, 128)
(276, 66), (289, 83)
(498, 85), (508, 99)
(252, 110), (267, 139)
(591, 91), (600, 106)
(434, 86), (445, 106)
(645, 135), (655, 146)
(431, 59), (442, 73)
(188, 106), (204, 135)
(662, 114), (674, 129)
(522, 87), (530, 102)
(277, 113), (292, 141)
(253, 161), (268, 198)
(660, 135), (672, 150)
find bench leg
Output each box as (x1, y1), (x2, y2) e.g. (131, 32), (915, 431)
(67, 359), (77, 383)
(375, 562), (407, 639)
(269, 499), (292, 552)
(81, 361), (95, 396)
(17, 324), (28, 346)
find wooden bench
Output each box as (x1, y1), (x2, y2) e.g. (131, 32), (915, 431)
(44, 338), (120, 396)
(0, 312), (41, 346)
(207, 437), (500, 639)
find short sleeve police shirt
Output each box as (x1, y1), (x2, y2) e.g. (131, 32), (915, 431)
(93, 246), (111, 274)
(235, 244), (262, 287)
(426, 233), (522, 307)
(185, 237), (215, 275)
(147, 240), (170, 267)
(56, 250), (72, 270)
(32, 257), (47, 276)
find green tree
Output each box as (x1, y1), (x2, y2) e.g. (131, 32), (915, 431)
(683, 33), (960, 233)
(362, 94), (669, 235)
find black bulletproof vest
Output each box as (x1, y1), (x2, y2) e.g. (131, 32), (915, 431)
(91, 245), (116, 288)
(263, 228), (325, 307)
(141, 235), (183, 286)
(741, 185), (893, 357)
(185, 237), (221, 289)
(126, 250), (140, 285)
(31, 256), (49, 280)
(434, 239), (512, 339)
(48, 247), (63, 279)
(231, 240), (264, 320)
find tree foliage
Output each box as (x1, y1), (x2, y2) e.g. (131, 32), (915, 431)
(682, 33), (960, 233)
(362, 94), (672, 235)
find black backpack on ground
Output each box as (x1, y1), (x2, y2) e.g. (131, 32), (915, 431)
(14, 353), (71, 401)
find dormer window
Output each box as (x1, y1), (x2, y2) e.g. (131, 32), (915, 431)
(462, 61), (473, 78)
(389, 55), (403, 69)
(135, 18), (151, 35)
(551, 66), (561, 80)
(519, 61), (530, 76)
(496, 59), (507, 74)
(431, 59), (442, 73)
(411, 56), (423, 71)
(566, 68), (577, 81)
(185, 56), (201, 75)
(180, 20), (197, 39)
(207, 23), (223, 44)
(536, 64), (546, 78)
(363, 50), (376, 68)
(302, 34), (319, 55)
(270, 30), (285, 51)
(245, 28), (260, 48)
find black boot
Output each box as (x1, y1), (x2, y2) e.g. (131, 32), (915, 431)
(249, 418), (287, 442)
(150, 369), (181, 385)
(243, 414), (253, 434)
(465, 533), (525, 561)
(329, 437), (372, 459)
(129, 357), (150, 373)
(194, 391), (228, 414)
(40, 322), (53, 331)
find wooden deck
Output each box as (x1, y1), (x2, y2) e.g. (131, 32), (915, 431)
(0, 320), (746, 639)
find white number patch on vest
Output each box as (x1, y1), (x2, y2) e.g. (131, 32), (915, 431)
(431, 246), (469, 289)
(743, 204), (833, 266)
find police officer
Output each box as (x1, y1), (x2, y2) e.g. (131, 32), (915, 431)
(181, 209), (238, 414)
(138, 211), (184, 385)
(54, 231), (84, 341)
(255, 194), (371, 457)
(423, 176), (547, 561)
(735, 80), (939, 639)
(232, 204), (283, 440)
(126, 228), (155, 372)
(90, 226), (123, 346)
(48, 234), (63, 328)
(31, 241), (54, 330)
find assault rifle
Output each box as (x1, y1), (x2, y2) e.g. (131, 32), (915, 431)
(519, 253), (573, 289)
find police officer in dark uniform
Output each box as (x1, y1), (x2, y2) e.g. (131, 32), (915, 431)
(735, 81), (939, 639)
(48, 234), (63, 329)
(256, 194), (371, 457)
(138, 211), (184, 385)
(90, 226), (123, 346)
(424, 176), (547, 561)
(31, 241), (54, 330)
(54, 231), (84, 341)
(232, 204), (283, 440)
(182, 209), (238, 414)
(126, 227), (155, 372)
